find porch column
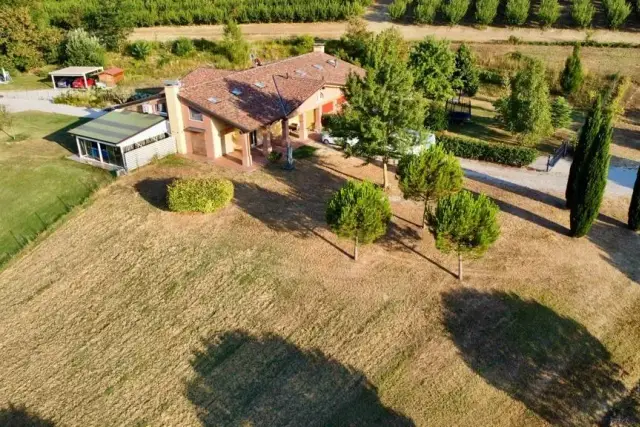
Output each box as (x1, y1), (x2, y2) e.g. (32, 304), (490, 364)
(83, 74), (88, 89)
(299, 113), (308, 140)
(97, 142), (104, 163)
(51, 74), (56, 90)
(262, 127), (272, 156)
(314, 107), (322, 131)
(282, 117), (289, 147)
(240, 132), (252, 167)
(75, 137), (83, 158)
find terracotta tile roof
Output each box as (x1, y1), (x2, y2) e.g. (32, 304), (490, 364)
(100, 67), (124, 76)
(178, 52), (364, 131)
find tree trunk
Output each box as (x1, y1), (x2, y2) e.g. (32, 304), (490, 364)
(382, 161), (388, 189)
(458, 253), (463, 281)
(1, 129), (14, 140)
(422, 201), (428, 230)
(354, 235), (359, 261)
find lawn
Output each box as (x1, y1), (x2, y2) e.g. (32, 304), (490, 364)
(0, 142), (639, 426)
(0, 112), (113, 266)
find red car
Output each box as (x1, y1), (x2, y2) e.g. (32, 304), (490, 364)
(71, 77), (96, 89)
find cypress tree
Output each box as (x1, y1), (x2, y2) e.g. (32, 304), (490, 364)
(629, 168), (640, 231)
(570, 106), (613, 237)
(565, 94), (605, 208)
(560, 44), (584, 95)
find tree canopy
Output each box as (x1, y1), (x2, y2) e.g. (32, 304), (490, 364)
(409, 37), (457, 102)
(326, 180), (392, 260)
(427, 190), (500, 280)
(453, 43), (479, 97)
(62, 28), (106, 66)
(83, 0), (134, 51)
(560, 44), (584, 95)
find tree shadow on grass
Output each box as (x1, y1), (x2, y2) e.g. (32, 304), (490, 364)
(134, 177), (176, 211)
(442, 288), (627, 427)
(0, 403), (55, 426)
(587, 221), (640, 284)
(185, 330), (415, 427)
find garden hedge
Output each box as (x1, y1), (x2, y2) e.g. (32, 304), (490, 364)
(439, 134), (537, 167)
(167, 177), (234, 213)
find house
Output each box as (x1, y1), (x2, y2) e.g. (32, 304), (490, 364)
(162, 48), (364, 168)
(69, 110), (175, 171)
(68, 48), (364, 171)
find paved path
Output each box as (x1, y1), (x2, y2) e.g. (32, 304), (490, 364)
(131, 22), (640, 44)
(461, 157), (636, 198)
(0, 97), (104, 118)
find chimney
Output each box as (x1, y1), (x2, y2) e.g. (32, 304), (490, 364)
(313, 43), (325, 53)
(163, 80), (187, 155)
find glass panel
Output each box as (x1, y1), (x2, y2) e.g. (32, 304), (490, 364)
(189, 107), (203, 121)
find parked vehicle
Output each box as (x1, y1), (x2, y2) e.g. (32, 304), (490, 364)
(321, 129), (436, 155)
(56, 78), (73, 88)
(71, 77), (96, 89)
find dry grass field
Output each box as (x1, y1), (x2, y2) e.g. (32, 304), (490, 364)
(1, 140), (640, 426)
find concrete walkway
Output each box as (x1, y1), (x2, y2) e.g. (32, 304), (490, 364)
(0, 97), (104, 118)
(461, 157), (636, 198)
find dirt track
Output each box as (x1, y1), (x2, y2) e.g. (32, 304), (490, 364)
(131, 21), (640, 43)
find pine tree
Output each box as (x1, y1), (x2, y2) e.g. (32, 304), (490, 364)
(427, 191), (500, 280)
(551, 96), (573, 129)
(453, 43), (480, 96)
(326, 180), (392, 260)
(397, 145), (463, 228)
(628, 168), (640, 231)
(475, 0), (500, 24)
(565, 94), (605, 208)
(560, 44), (584, 95)
(570, 105), (613, 237)
(327, 29), (425, 189)
(409, 37), (457, 101)
(537, 0), (561, 26)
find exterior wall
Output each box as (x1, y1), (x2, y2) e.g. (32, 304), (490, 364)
(181, 102), (215, 158)
(290, 86), (343, 119)
(122, 97), (167, 116)
(119, 120), (170, 148)
(124, 136), (176, 171)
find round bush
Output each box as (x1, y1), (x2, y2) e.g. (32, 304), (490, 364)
(172, 37), (195, 56)
(167, 177), (234, 213)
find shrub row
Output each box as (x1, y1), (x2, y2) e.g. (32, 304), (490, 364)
(439, 134), (537, 167)
(45, 0), (370, 27)
(167, 177), (234, 213)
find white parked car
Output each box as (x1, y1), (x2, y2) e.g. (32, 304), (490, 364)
(321, 131), (358, 147)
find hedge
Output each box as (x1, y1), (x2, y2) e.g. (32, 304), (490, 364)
(439, 134), (537, 167)
(167, 177), (234, 213)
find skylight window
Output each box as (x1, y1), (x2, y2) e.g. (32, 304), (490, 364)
(208, 97), (220, 104)
(327, 59), (337, 67)
(231, 88), (243, 96)
(312, 64), (324, 70)
(295, 69), (306, 76)
(254, 81), (266, 88)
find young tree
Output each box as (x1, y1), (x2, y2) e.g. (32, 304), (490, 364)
(505, 0), (530, 25)
(221, 21), (250, 67)
(0, 105), (14, 140)
(495, 58), (553, 145)
(571, 0), (595, 28)
(560, 44), (584, 95)
(442, 0), (471, 24)
(629, 168), (640, 231)
(427, 190), (500, 280)
(128, 40), (152, 60)
(537, 0), (561, 26)
(388, 0), (408, 20)
(327, 30), (426, 189)
(565, 94), (605, 208)
(551, 96), (573, 129)
(602, 0), (631, 28)
(397, 145), (463, 228)
(570, 107), (613, 237)
(409, 37), (457, 102)
(326, 180), (392, 260)
(62, 29), (106, 66)
(475, 0), (500, 24)
(83, 0), (133, 51)
(453, 43), (480, 96)
(328, 17), (372, 65)
(173, 37), (195, 57)
(415, 0), (441, 23)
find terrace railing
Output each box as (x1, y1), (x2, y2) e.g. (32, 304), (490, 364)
(546, 141), (570, 172)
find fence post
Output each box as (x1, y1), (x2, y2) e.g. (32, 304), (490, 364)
(57, 196), (70, 212)
(35, 212), (47, 229)
(9, 231), (24, 248)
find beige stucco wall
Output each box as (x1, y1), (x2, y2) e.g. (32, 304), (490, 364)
(165, 85), (186, 154)
(290, 86), (343, 119)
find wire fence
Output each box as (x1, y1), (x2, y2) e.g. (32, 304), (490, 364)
(0, 178), (106, 268)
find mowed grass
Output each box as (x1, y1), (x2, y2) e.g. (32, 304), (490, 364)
(0, 144), (639, 426)
(0, 112), (113, 266)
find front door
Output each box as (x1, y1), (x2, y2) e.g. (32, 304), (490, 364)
(190, 131), (207, 156)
